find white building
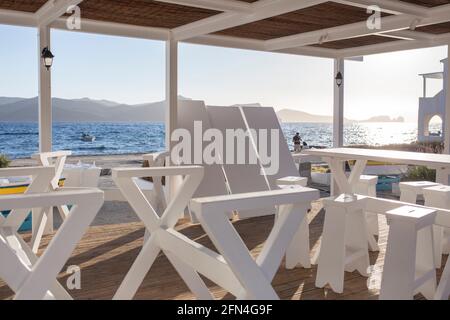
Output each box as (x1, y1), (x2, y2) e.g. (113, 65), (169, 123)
(418, 58), (448, 143)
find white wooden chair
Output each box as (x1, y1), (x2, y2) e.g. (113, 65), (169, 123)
(315, 194), (370, 293)
(0, 185), (103, 299)
(423, 185), (450, 268)
(435, 251), (450, 300)
(31, 151), (72, 252)
(0, 167), (55, 253)
(399, 181), (439, 204)
(380, 205), (437, 300)
(112, 166), (319, 300)
(354, 175), (380, 251)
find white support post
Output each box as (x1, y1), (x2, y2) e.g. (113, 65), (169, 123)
(166, 39), (179, 201)
(333, 58), (344, 148)
(444, 45), (450, 155)
(38, 26), (52, 153)
(165, 39), (178, 158)
(332, 58), (345, 196)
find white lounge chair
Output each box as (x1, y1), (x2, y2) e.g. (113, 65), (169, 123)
(175, 100), (307, 220)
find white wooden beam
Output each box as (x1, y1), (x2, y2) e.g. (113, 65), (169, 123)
(166, 39), (178, 154)
(172, 0), (328, 41)
(0, 9), (36, 27)
(265, 4), (450, 51)
(444, 44), (450, 154)
(334, 0), (429, 17)
(38, 26), (52, 153)
(187, 34), (338, 58)
(331, 58), (345, 196)
(333, 58), (344, 148)
(36, 0), (83, 27)
(156, 0), (253, 13)
(337, 34), (450, 58)
(51, 17), (170, 41)
(377, 29), (435, 41)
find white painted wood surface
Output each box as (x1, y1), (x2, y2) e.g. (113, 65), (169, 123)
(30, 151), (72, 252)
(38, 25), (52, 153)
(112, 166), (319, 300)
(380, 206), (437, 300)
(354, 175), (380, 251)
(315, 194), (370, 293)
(0, 188), (103, 300)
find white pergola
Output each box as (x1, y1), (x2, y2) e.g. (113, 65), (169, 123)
(1, 0), (450, 153)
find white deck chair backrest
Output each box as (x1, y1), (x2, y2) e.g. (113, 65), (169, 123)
(240, 106), (299, 189)
(207, 106), (274, 218)
(176, 100), (229, 199)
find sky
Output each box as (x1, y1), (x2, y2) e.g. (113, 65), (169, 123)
(0, 24), (447, 122)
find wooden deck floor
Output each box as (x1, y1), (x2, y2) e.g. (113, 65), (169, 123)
(0, 201), (447, 300)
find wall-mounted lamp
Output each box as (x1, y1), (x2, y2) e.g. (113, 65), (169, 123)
(41, 47), (54, 70)
(335, 71), (343, 87)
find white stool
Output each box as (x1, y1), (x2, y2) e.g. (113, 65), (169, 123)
(380, 206), (437, 300)
(399, 181), (439, 204)
(276, 176), (308, 188)
(354, 175), (380, 251)
(423, 185), (450, 268)
(435, 253), (450, 299)
(315, 194), (370, 294)
(276, 176), (310, 269)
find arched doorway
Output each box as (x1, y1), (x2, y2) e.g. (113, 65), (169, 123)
(426, 114), (443, 137)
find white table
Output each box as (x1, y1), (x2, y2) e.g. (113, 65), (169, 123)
(305, 148), (450, 299)
(304, 148), (450, 194)
(112, 166), (319, 300)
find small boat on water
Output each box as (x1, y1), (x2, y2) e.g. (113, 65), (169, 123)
(81, 133), (96, 142)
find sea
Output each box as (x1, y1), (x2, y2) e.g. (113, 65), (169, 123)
(0, 122), (440, 160)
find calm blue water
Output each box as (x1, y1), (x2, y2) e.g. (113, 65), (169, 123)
(0, 121), (434, 159)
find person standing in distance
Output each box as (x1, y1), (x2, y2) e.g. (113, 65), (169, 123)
(293, 132), (302, 153)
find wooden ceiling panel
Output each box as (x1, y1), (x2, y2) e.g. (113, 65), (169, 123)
(78, 0), (221, 29)
(312, 35), (400, 49)
(416, 21), (450, 34)
(0, 0), (47, 13)
(399, 0), (450, 7)
(215, 2), (390, 40)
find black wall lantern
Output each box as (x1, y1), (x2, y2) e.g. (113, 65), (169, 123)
(41, 47), (54, 70)
(335, 71), (343, 87)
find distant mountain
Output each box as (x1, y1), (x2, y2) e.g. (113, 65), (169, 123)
(0, 97), (168, 122)
(359, 115), (405, 123)
(277, 109), (354, 123)
(0, 97), (24, 106)
(277, 108), (405, 124)
(0, 98), (406, 124)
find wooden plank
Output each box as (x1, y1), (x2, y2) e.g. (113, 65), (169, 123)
(77, 0), (220, 29)
(0, 0), (47, 13)
(416, 21), (450, 34)
(215, 2), (391, 40)
(399, 0), (450, 8)
(313, 35), (399, 49)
